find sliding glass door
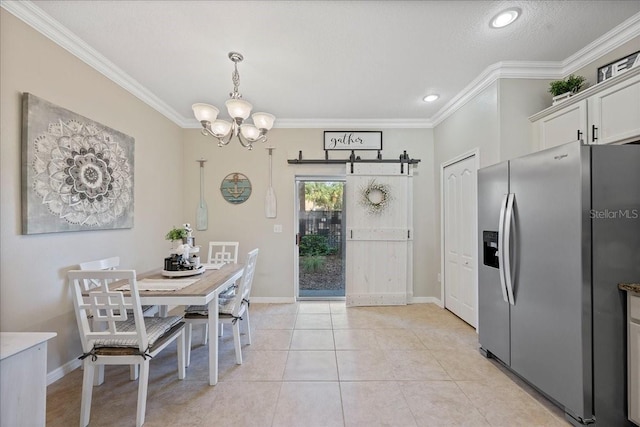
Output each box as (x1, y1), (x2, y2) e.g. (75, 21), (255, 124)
(295, 178), (345, 299)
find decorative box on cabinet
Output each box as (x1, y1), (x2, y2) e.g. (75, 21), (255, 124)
(530, 66), (640, 150)
(0, 332), (57, 427)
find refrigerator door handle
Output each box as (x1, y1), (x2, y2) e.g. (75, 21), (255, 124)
(497, 194), (510, 303)
(504, 193), (516, 305)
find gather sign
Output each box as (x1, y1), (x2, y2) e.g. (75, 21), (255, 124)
(324, 131), (382, 150)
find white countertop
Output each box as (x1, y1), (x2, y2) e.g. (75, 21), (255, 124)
(0, 332), (57, 360)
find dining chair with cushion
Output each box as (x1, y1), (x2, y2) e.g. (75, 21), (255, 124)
(79, 256), (159, 384)
(196, 241), (240, 343)
(79, 257), (160, 318)
(184, 248), (259, 366)
(69, 269), (186, 427)
(207, 241), (239, 265)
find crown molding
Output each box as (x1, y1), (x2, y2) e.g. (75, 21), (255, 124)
(430, 60), (563, 127)
(1, 0), (190, 127)
(184, 118), (434, 129)
(4, 2), (638, 130)
(274, 118), (434, 129)
(562, 12), (640, 75)
(431, 12), (640, 127)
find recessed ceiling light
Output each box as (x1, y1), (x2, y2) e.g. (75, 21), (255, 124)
(423, 94), (439, 102)
(490, 8), (520, 28)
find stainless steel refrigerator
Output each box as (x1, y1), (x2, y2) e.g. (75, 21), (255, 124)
(478, 141), (640, 426)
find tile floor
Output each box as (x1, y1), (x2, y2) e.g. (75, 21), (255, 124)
(46, 302), (570, 426)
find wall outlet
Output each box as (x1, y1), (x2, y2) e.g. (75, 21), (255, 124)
(437, 273), (442, 282)
(273, 224), (283, 233)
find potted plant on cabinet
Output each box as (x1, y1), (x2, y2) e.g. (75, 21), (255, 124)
(549, 74), (587, 105)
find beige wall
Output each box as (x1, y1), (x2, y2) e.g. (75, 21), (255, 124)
(432, 81), (499, 299)
(573, 36), (640, 89)
(1, 9), (437, 377)
(432, 78), (552, 301)
(431, 33), (640, 305)
(2, 7), (636, 379)
(182, 128), (438, 301)
(0, 10), (185, 373)
(499, 79), (552, 159)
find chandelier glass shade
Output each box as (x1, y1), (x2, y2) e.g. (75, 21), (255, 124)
(192, 52), (275, 150)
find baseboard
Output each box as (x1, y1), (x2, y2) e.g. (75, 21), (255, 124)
(346, 293), (408, 306)
(47, 357), (81, 385)
(410, 296), (443, 306)
(251, 297), (297, 304)
(251, 296), (442, 305)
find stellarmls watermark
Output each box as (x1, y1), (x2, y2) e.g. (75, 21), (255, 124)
(590, 209), (639, 219)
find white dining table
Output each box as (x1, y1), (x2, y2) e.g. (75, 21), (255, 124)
(126, 263), (244, 385)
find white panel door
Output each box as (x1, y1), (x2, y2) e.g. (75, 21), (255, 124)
(443, 155), (477, 326)
(345, 163), (412, 306)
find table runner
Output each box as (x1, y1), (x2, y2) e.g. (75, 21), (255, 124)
(115, 278), (198, 292)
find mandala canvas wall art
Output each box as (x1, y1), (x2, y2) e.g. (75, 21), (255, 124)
(21, 93), (134, 234)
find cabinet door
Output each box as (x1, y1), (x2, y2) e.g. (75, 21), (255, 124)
(589, 73), (640, 145)
(536, 99), (587, 149)
(630, 320), (640, 425)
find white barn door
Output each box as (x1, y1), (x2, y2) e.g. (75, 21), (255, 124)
(345, 163), (413, 306)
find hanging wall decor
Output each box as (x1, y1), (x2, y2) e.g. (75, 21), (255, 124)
(196, 158), (208, 230)
(265, 147), (277, 217)
(21, 93), (134, 234)
(359, 179), (392, 215)
(220, 172), (252, 204)
(324, 131), (382, 151)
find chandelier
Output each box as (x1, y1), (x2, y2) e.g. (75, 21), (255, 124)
(192, 52), (275, 150)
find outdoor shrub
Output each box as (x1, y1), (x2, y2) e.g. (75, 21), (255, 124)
(299, 234), (332, 256)
(301, 255), (326, 273)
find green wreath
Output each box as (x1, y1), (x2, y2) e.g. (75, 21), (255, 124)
(360, 179), (391, 214)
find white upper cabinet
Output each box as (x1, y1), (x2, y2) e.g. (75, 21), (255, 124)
(588, 72), (640, 145)
(533, 99), (587, 150)
(530, 66), (640, 149)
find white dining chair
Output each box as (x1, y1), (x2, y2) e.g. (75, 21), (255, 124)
(79, 257), (160, 318)
(207, 241), (239, 265)
(184, 248), (259, 366)
(195, 241), (240, 343)
(69, 269), (186, 427)
(79, 256), (159, 384)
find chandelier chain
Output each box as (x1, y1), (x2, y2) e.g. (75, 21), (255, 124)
(230, 61), (242, 99)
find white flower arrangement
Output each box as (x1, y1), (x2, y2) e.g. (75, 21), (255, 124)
(360, 179), (392, 215)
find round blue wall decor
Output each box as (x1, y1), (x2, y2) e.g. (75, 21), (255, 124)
(220, 172), (252, 204)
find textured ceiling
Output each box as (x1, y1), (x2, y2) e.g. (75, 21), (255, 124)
(19, 1), (640, 126)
